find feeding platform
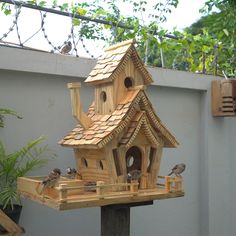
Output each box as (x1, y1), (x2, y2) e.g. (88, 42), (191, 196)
(18, 175), (184, 210)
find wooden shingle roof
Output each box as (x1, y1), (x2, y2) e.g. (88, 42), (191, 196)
(59, 89), (178, 148)
(84, 39), (153, 85)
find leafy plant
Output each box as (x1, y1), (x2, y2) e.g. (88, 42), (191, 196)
(0, 136), (54, 210)
(0, 108), (55, 210)
(0, 108), (22, 128)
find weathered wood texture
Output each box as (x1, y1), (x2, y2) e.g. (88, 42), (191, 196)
(101, 206), (130, 236)
(101, 201), (153, 236)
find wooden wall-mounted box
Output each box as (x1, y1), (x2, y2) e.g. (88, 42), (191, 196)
(212, 80), (236, 117)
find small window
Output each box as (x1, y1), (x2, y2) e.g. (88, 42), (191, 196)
(147, 147), (156, 173)
(125, 146), (142, 172)
(127, 155), (134, 167)
(97, 160), (104, 170)
(100, 91), (107, 102)
(113, 149), (122, 176)
(81, 158), (88, 168)
(124, 77), (133, 88)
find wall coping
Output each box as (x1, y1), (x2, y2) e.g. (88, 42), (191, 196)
(0, 46), (224, 91)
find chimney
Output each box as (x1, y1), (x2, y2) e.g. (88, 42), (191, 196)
(67, 82), (92, 129)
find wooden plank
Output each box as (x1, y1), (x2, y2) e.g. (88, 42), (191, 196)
(0, 210), (23, 236)
(67, 83), (92, 129)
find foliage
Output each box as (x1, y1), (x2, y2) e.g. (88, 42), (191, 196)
(185, 0), (236, 77)
(0, 108), (22, 128)
(0, 109), (56, 209)
(0, 0), (235, 77)
(0, 136), (53, 209)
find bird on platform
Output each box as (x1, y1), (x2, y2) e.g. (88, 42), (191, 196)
(60, 41), (72, 54)
(127, 169), (142, 182)
(40, 168), (61, 194)
(168, 163), (186, 177)
(66, 167), (82, 179)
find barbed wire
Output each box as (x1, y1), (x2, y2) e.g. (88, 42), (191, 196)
(0, 0), (235, 76)
(0, 0), (99, 58)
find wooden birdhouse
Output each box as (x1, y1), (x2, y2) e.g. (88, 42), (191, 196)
(18, 39), (184, 210)
(212, 80), (236, 117)
(60, 39), (178, 190)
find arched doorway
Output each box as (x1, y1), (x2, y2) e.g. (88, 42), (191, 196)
(125, 146), (142, 173)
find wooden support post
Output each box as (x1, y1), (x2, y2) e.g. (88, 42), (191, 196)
(59, 184), (67, 203)
(130, 180), (138, 195)
(97, 181), (105, 199)
(165, 176), (171, 192)
(175, 177), (182, 191)
(101, 201), (153, 236)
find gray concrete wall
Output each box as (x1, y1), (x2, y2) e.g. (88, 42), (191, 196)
(0, 47), (235, 236)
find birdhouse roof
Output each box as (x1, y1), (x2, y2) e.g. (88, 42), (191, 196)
(59, 89), (178, 148)
(84, 39), (153, 85)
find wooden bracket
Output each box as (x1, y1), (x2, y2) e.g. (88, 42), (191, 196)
(0, 210), (24, 236)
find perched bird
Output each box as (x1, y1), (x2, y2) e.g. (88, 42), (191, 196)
(40, 168), (61, 194)
(66, 167), (81, 179)
(60, 41), (72, 54)
(127, 169), (142, 182)
(168, 163), (186, 177)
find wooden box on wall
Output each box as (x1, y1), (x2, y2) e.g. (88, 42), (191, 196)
(212, 80), (236, 117)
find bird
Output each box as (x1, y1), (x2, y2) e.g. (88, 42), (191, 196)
(40, 168), (61, 194)
(60, 41), (72, 54)
(66, 167), (82, 179)
(168, 163), (186, 177)
(127, 169), (142, 182)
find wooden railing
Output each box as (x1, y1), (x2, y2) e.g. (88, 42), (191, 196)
(54, 176), (183, 203)
(157, 176), (183, 193)
(56, 181), (139, 203)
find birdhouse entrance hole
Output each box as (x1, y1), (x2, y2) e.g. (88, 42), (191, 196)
(124, 77), (133, 88)
(125, 146), (142, 173)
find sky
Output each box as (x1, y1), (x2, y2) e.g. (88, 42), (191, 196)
(0, 0), (207, 58)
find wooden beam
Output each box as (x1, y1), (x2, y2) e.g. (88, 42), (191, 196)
(67, 82), (92, 129)
(0, 210), (24, 236)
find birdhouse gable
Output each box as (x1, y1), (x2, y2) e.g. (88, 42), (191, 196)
(59, 89), (178, 148)
(85, 39), (153, 86)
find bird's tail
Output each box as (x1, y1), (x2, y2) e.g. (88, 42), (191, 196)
(168, 171), (173, 176)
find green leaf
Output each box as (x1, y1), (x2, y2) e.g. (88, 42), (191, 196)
(77, 7), (87, 16)
(38, 1), (47, 7)
(223, 28), (229, 36)
(72, 18), (81, 26)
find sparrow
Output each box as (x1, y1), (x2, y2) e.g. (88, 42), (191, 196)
(127, 169), (142, 182)
(168, 163), (186, 177)
(40, 168), (61, 194)
(66, 167), (82, 179)
(60, 41), (72, 54)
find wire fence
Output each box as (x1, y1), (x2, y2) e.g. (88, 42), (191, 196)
(0, 0), (105, 58)
(0, 0), (235, 77)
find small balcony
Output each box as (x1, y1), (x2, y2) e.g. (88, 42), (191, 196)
(17, 175), (184, 211)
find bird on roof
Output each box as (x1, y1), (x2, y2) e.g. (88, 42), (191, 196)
(168, 163), (186, 177)
(66, 167), (82, 179)
(127, 169), (142, 182)
(60, 41), (72, 54)
(40, 168), (61, 194)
